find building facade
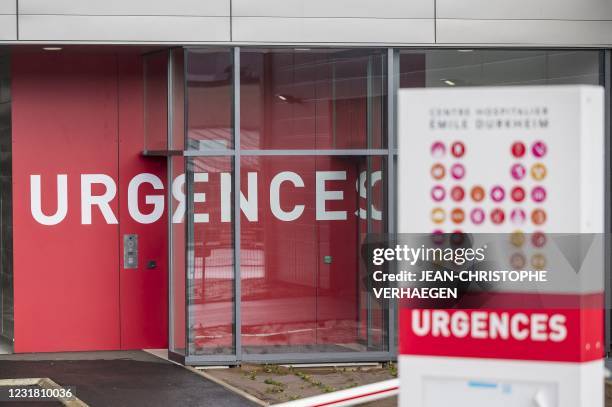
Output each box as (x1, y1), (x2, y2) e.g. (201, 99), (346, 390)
(0, 1), (609, 365)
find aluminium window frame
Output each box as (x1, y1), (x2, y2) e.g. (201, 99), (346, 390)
(158, 46), (610, 366)
(164, 46), (397, 366)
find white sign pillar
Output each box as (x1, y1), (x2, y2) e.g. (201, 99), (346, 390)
(397, 86), (605, 407)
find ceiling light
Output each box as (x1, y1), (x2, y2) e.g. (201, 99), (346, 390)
(457, 49), (474, 53)
(43, 47), (63, 51)
(275, 94), (302, 104)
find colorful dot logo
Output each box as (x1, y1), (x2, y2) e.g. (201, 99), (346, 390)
(450, 163), (465, 180)
(431, 185), (445, 202)
(431, 208), (445, 224)
(531, 186), (547, 203)
(491, 208), (505, 224)
(470, 208), (485, 225)
(471, 186), (485, 202)
(451, 208), (465, 224)
(451, 185), (465, 202)
(531, 163), (547, 181)
(531, 253), (546, 269)
(531, 141), (547, 158)
(490, 186), (505, 202)
(510, 163), (526, 180)
(511, 142), (526, 158)
(511, 186), (525, 202)
(430, 230), (444, 245)
(510, 230), (525, 247)
(510, 252), (526, 268)
(451, 141), (466, 158)
(531, 231), (546, 248)
(531, 209), (547, 225)
(431, 141), (445, 158)
(510, 208), (526, 225)
(431, 163), (445, 180)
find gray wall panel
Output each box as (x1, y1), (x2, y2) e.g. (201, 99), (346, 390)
(0, 16), (16, 40)
(0, 1), (15, 14)
(437, 19), (612, 45)
(438, 0), (612, 20)
(233, 0), (433, 18)
(0, 0), (609, 48)
(19, 0), (229, 16)
(19, 15), (230, 41)
(232, 17), (434, 43)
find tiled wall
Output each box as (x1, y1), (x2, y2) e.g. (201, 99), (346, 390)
(0, 0), (611, 44)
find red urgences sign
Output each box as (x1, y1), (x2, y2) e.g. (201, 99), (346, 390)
(400, 302), (603, 363)
(29, 170), (383, 225)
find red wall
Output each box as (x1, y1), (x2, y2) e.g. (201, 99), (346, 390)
(11, 51), (167, 352)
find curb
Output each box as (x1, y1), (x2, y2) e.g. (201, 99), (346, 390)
(143, 349), (267, 406)
(187, 367), (268, 406)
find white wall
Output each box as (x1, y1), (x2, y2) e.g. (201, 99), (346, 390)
(0, 0), (611, 44)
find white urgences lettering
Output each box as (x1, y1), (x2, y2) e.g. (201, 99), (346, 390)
(411, 310), (568, 343)
(29, 170), (382, 225)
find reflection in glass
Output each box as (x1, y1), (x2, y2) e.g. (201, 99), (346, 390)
(171, 49), (185, 151)
(399, 50), (600, 89)
(170, 156), (186, 356)
(241, 49), (387, 150)
(186, 49), (233, 151)
(186, 156), (235, 355)
(173, 47), (399, 362)
(240, 156), (387, 354)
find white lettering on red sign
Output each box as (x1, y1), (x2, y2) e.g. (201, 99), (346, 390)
(411, 309), (567, 343)
(29, 171), (382, 225)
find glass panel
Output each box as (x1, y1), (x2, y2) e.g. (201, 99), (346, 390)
(171, 48), (185, 151)
(144, 51), (169, 151)
(357, 156), (388, 351)
(185, 49), (233, 151)
(240, 155), (387, 354)
(240, 49), (387, 150)
(170, 156), (186, 356)
(186, 156), (235, 355)
(399, 50), (601, 89)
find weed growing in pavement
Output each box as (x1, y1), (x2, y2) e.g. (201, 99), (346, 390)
(293, 370), (336, 393)
(263, 364), (285, 375)
(264, 379), (284, 387)
(385, 362), (397, 377)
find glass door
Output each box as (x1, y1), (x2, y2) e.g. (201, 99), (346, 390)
(159, 47), (395, 365)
